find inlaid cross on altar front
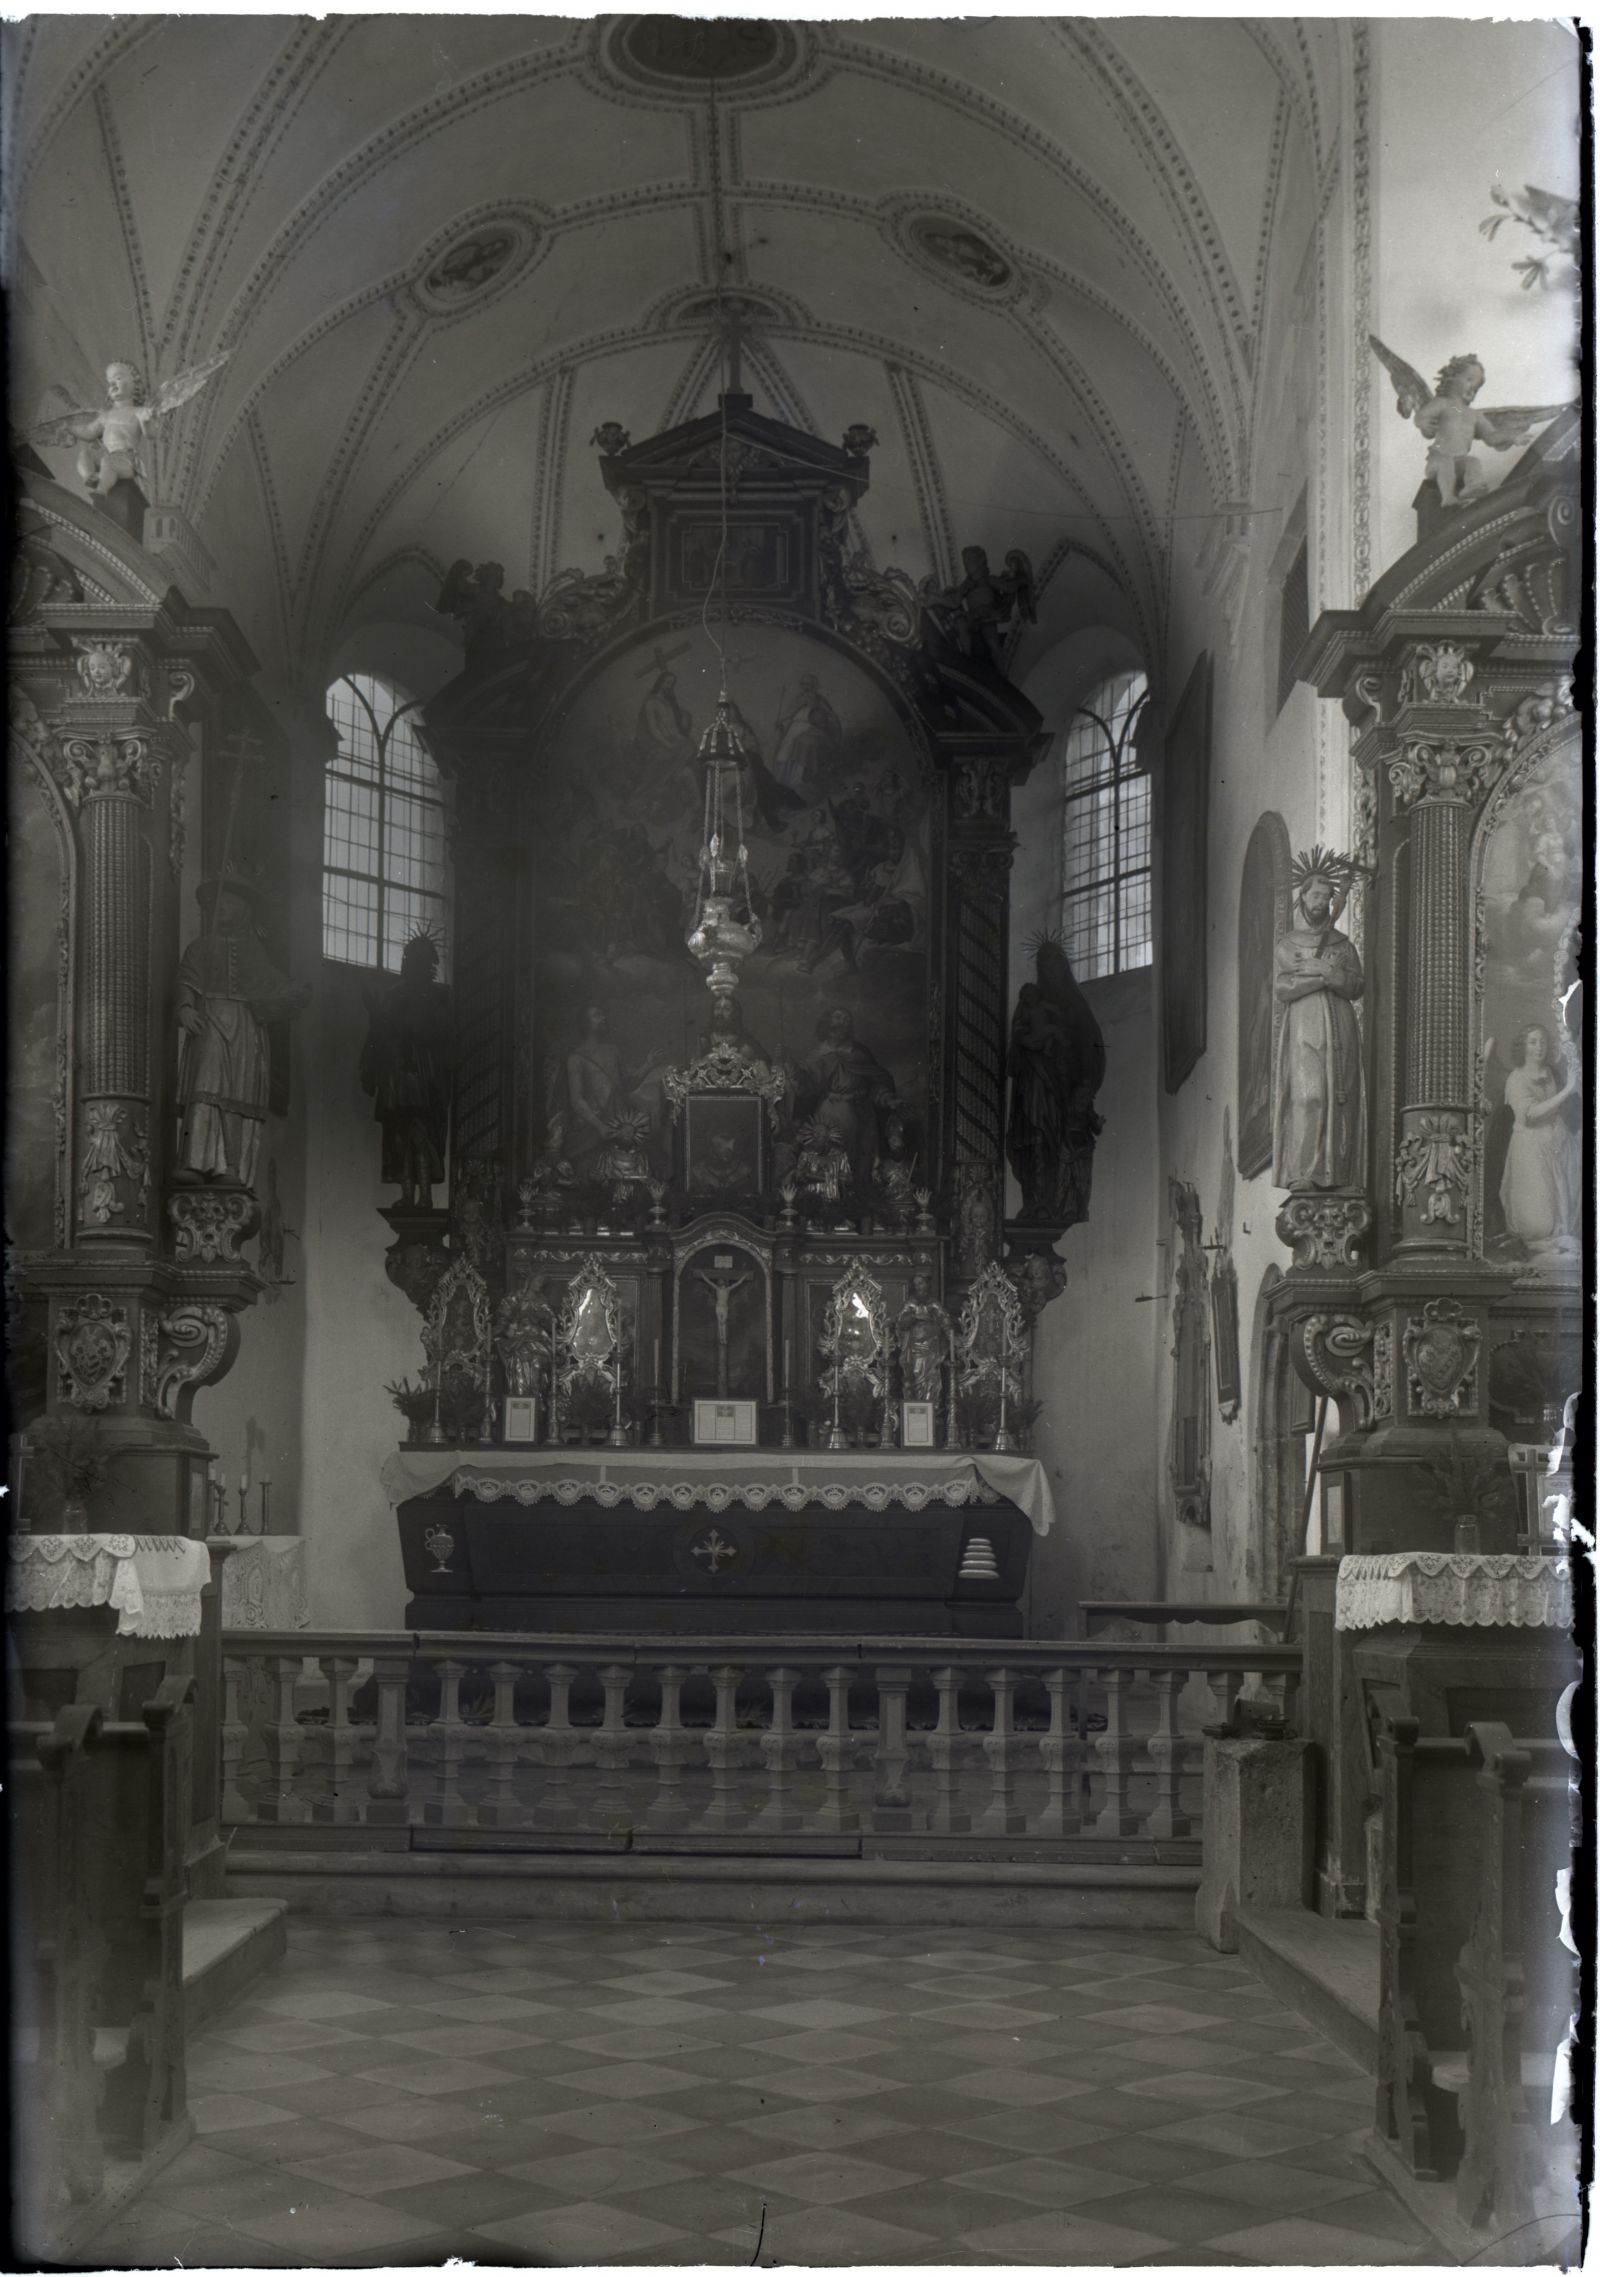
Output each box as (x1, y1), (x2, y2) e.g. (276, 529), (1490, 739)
(692, 1528), (738, 1573)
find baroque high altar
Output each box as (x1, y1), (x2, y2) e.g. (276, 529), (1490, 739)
(380, 381), (1064, 1634)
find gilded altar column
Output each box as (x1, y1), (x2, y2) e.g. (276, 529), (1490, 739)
(1386, 645), (1504, 1254)
(945, 753), (1018, 1284)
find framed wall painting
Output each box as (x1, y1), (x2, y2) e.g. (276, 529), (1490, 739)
(1160, 652), (1212, 1093)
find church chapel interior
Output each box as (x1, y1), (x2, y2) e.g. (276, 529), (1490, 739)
(6, 12), (1586, 2268)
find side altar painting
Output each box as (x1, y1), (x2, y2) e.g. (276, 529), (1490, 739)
(1478, 736), (1581, 1266)
(529, 626), (932, 1219)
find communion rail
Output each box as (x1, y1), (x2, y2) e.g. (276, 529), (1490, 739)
(221, 1631), (1301, 1859)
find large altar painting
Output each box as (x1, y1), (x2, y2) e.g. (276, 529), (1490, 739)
(1478, 738), (1581, 1266)
(531, 627), (932, 1197)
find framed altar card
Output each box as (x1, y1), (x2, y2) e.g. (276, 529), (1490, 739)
(900, 1401), (936, 1448)
(502, 1396), (539, 1444)
(694, 1399), (758, 1446)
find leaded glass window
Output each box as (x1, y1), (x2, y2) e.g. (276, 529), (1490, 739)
(1060, 669), (1151, 980)
(322, 674), (450, 974)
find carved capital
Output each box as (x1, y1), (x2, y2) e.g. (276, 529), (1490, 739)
(168, 1185), (260, 1263)
(1394, 1110), (1473, 1228)
(1403, 1297), (1481, 1419)
(1387, 735), (1502, 812)
(141, 1301), (236, 1420)
(1276, 1192), (1372, 1271)
(55, 1291), (133, 1411)
(949, 842), (1014, 913)
(951, 758), (1008, 821)
(54, 728), (157, 810)
(1296, 1312), (1377, 1425)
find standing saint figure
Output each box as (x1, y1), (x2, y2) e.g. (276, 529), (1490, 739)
(771, 673), (842, 805)
(1271, 851), (1366, 1191)
(895, 1272), (950, 1405)
(176, 875), (309, 1187)
(795, 1007), (898, 1199)
(1498, 1023), (1581, 1259)
(359, 930), (453, 1207)
(1005, 935), (1106, 1225)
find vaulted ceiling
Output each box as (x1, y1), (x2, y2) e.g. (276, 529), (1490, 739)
(7, 15), (1347, 686)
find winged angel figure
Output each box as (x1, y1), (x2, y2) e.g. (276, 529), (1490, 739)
(1369, 338), (1567, 508)
(19, 354), (229, 496)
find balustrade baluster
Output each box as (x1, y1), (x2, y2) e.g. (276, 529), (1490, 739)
(814, 1665), (858, 1834)
(483, 1660), (525, 1829)
(366, 1654), (412, 1825)
(871, 1667), (914, 1830)
(535, 1663), (581, 1833)
(1207, 1665), (1244, 1732)
(701, 1663), (744, 1835)
(1143, 1666), (1191, 1838)
(590, 1663), (632, 1840)
(317, 1655), (361, 1824)
(1093, 1665), (1141, 1836)
(754, 1666), (800, 1834)
(427, 1658), (474, 1829)
(645, 1664), (693, 1832)
(1035, 1665), (1083, 1836)
(267, 1654), (312, 1824)
(220, 1654), (249, 1825)
(927, 1665), (969, 1834)
(975, 1666), (1026, 1836)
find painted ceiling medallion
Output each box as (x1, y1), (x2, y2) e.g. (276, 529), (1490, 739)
(609, 16), (797, 93)
(412, 218), (535, 316)
(909, 215), (1014, 292)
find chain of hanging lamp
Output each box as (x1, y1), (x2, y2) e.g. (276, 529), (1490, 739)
(685, 61), (762, 998)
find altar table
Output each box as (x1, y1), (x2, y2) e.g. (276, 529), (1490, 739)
(386, 1448), (1051, 1636)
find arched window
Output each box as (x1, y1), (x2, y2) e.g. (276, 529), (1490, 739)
(321, 674), (450, 973)
(1060, 668), (1151, 979)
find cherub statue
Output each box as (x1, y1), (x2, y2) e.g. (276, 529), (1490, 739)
(1369, 339), (1568, 508)
(923, 544), (1036, 670)
(433, 559), (510, 656)
(21, 354), (230, 497)
(590, 422), (632, 455)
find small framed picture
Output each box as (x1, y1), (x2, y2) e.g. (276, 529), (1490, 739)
(900, 1400), (936, 1448)
(693, 1398), (758, 1446)
(502, 1395), (540, 1445)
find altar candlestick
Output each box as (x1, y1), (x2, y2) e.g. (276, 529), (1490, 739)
(259, 1475), (272, 1534)
(944, 1329), (962, 1450)
(992, 1316), (1017, 1452)
(235, 1476), (249, 1534)
(654, 1336), (661, 1392)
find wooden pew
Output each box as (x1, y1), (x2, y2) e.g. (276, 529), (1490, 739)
(1375, 1712), (1576, 2237)
(9, 1676), (194, 2253)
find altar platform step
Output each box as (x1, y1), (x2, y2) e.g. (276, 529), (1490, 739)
(1234, 1903), (1380, 2074)
(226, 1844), (1200, 1929)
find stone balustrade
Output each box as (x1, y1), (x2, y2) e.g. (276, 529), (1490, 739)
(221, 1630), (1301, 1856)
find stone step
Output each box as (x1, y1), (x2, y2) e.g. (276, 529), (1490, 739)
(1234, 1903), (1380, 2073)
(228, 1847), (1199, 1929)
(183, 1897), (288, 2036)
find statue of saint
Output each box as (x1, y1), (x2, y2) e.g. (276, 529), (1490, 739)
(895, 1272), (950, 1405)
(175, 877), (308, 1188)
(697, 994), (771, 1067)
(1272, 852), (1367, 1191)
(1005, 936), (1106, 1225)
(796, 1007), (898, 1198)
(547, 1004), (664, 1170)
(359, 931), (453, 1207)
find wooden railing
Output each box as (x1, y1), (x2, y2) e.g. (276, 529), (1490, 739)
(221, 1631), (1301, 1858)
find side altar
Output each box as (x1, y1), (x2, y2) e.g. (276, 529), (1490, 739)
(364, 361), (1105, 1638)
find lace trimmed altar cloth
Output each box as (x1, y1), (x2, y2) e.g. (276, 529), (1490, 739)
(7, 1532), (212, 1636)
(1335, 1550), (1571, 1633)
(381, 1446), (1056, 1538)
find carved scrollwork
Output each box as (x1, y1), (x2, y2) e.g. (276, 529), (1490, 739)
(79, 1102), (150, 1227)
(949, 842), (1014, 914)
(1387, 736), (1502, 812)
(142, 1301), (234, 1420)
(1275, 1192), (1372, 1271)
(662, 1046), (788, 1129)
(1394, 1111), (1473, 1225)
(1372, 1319), (1395, 1421)
(55, 1291), (132, 1411)
(1297, 1311), (1377, 1424)
(1403, 1297), (1481, 1418)
(1497, 682), (1571, 758)
(952, 759), (1008, 821)
(168, 1186), (259, 1263)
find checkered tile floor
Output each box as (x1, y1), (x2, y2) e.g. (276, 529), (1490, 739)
(94, 1915), (1436, 2267)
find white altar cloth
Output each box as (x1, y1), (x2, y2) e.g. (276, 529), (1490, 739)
(381, 1445), (1056, 1538)
(7, 1532), (212, 1637)
(1335, 1551), (1571, 1632)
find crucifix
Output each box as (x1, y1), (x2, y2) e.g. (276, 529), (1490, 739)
(693, 1263), (751, 1398)
(634, 639), (692, 685)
